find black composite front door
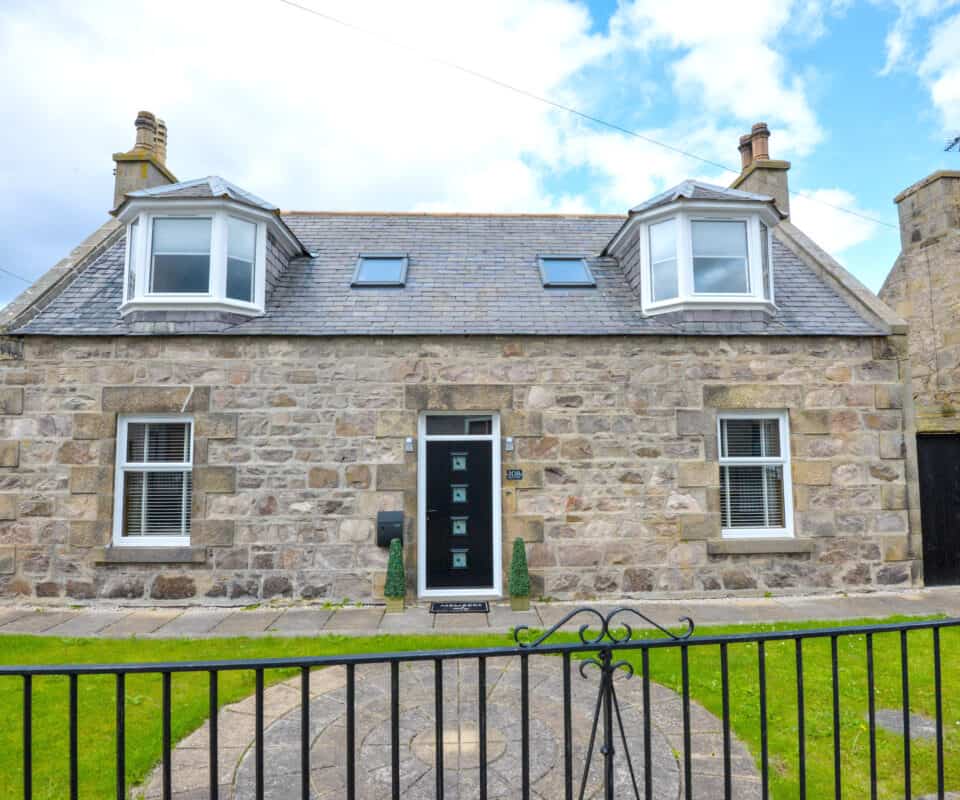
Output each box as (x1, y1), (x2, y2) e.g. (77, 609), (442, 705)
(425, 440), (494, 590)
(918, 434), (960, 585)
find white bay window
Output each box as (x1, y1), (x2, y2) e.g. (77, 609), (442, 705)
(120, 204), (267, 315)
(112, 417), (193, 546)
(637, 205), (777, 314)
(718, 411), (793, 538)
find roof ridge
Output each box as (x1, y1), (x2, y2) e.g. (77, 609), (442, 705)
(279, 210), (626, 219)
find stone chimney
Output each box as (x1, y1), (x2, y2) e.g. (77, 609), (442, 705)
(729, 122), (791, 217)
(112, 110), (177, 209)
(879, 170), (960, 430)
(893, 171), (960, 252)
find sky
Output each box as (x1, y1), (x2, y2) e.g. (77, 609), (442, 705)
(1, 0), (959, 308)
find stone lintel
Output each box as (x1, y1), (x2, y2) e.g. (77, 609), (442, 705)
(404, 384), (513, 411)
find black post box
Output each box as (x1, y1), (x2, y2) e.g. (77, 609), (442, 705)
(376, 511), (404, 547)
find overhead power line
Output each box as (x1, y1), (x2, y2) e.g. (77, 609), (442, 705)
(274, 0), (897, 230)
(0, 265), (33, 284)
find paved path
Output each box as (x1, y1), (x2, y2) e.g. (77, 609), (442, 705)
(139, 658), (760, 799)
(1, 587), (959, 640)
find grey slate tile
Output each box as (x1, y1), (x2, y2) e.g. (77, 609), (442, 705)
(14, 214), (884, 338)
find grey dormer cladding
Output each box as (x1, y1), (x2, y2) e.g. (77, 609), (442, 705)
(627, 180), (781, 215)
(119, 176), (279, 212)
(12, 211), (885, 337)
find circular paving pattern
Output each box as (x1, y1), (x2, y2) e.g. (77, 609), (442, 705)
(141, 657), (760, 799)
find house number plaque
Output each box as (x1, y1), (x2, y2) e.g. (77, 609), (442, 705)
(506, 469), (523, 481)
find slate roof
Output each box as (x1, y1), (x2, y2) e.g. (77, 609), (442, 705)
(629, 180), (779, 214)
(12, 212), (885, 337)
(119, 176), (278, 211)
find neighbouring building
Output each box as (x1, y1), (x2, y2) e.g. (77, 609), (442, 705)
(0, 113), (919, 604)
(879, 170), (960, 585)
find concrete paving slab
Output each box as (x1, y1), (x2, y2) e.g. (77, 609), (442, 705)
(151, 608), (233, 637)
(0, 610), (78, 633)
(323, 608), (384, 631)
(881, 591), (956, 616)
(100, 609), (182, 636)
(0, 607), (36, 629)
(44, 610), (132, 637)
(210, 610), (284, 636)
(486, 605), (542, 631)
(773, 595), (896, 622)
(432, 611), (490, 632)
(377, 605), (433, 633)
(266, 608), (333, 636)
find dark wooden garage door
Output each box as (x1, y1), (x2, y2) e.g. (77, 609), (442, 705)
(918, 434), (960, 585)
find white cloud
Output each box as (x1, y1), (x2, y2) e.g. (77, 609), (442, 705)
(609, 0), (829, 155)
(790, 189), (880, 255)
(877, 1), (960, 131)
(919, 12), (960, 130)
(878, 0), (958, 73)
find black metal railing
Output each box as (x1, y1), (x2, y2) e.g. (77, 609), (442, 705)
(2, 609), (958, 800)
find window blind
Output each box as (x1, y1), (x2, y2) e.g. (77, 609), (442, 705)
(720, 464), (785, 528)
(719, 417), (787, 531)
(120, 421), (192, 538)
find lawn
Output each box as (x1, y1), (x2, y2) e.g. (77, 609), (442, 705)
(0, 616), (956, 799)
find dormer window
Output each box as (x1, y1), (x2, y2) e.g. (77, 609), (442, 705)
(539, 256), (595, 287)
(113, 176), (305, 317)
(120, 207), (269, 315)
(639, 209), (776, 314)
(604, 180), (782, 316)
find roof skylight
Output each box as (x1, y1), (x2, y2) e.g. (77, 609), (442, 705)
(538, 256), (595, 288)
(352, 255), (408, 287)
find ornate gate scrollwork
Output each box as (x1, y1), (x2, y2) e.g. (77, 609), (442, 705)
(513, 608), (695, 800)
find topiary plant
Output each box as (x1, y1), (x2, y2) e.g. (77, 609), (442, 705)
(508, 537), (530, 598)
(384, 538), (406, 608)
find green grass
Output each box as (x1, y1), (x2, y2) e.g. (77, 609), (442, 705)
(0, 617), (957, 799)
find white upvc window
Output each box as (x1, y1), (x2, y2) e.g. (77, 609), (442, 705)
(121, 207), (266, 315)
(112, 416), (193, 547)
(717, 411), (793, 539)
(638, 207), (776, 314)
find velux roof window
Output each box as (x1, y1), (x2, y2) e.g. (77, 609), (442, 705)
(538, 256), (595, 287)
(352, 255), (408, 287)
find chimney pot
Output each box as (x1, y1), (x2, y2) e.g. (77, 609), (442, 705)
(750, 122), (770, 161)
(133, 110), (157, 153)
(155, 119), (168, 164)
(738, 134), (753, 170)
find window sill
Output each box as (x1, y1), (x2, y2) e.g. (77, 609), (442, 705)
(707, 538), (814, 556)
(119, 299), (263, 317)
(644, 298), (777, 317)
(92, 546), (207, 565)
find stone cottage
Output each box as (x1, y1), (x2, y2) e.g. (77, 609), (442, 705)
(879, 169), (960, 585)
(0, 113), (917, 604)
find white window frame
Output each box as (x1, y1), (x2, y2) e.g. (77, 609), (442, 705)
(717, 410), (794, 539)
(112, 415), (194, 547)
(417, 411), (503, 599)
(148, 215), (214, 297)
(632, 202), (779, 315)
(120, 203), (268, 316)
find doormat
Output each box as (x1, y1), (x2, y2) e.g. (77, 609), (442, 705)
(430, 601), (489, 614)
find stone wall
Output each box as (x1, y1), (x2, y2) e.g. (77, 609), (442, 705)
(880, 171), (960, 432)
(0, 333), (916, 604)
